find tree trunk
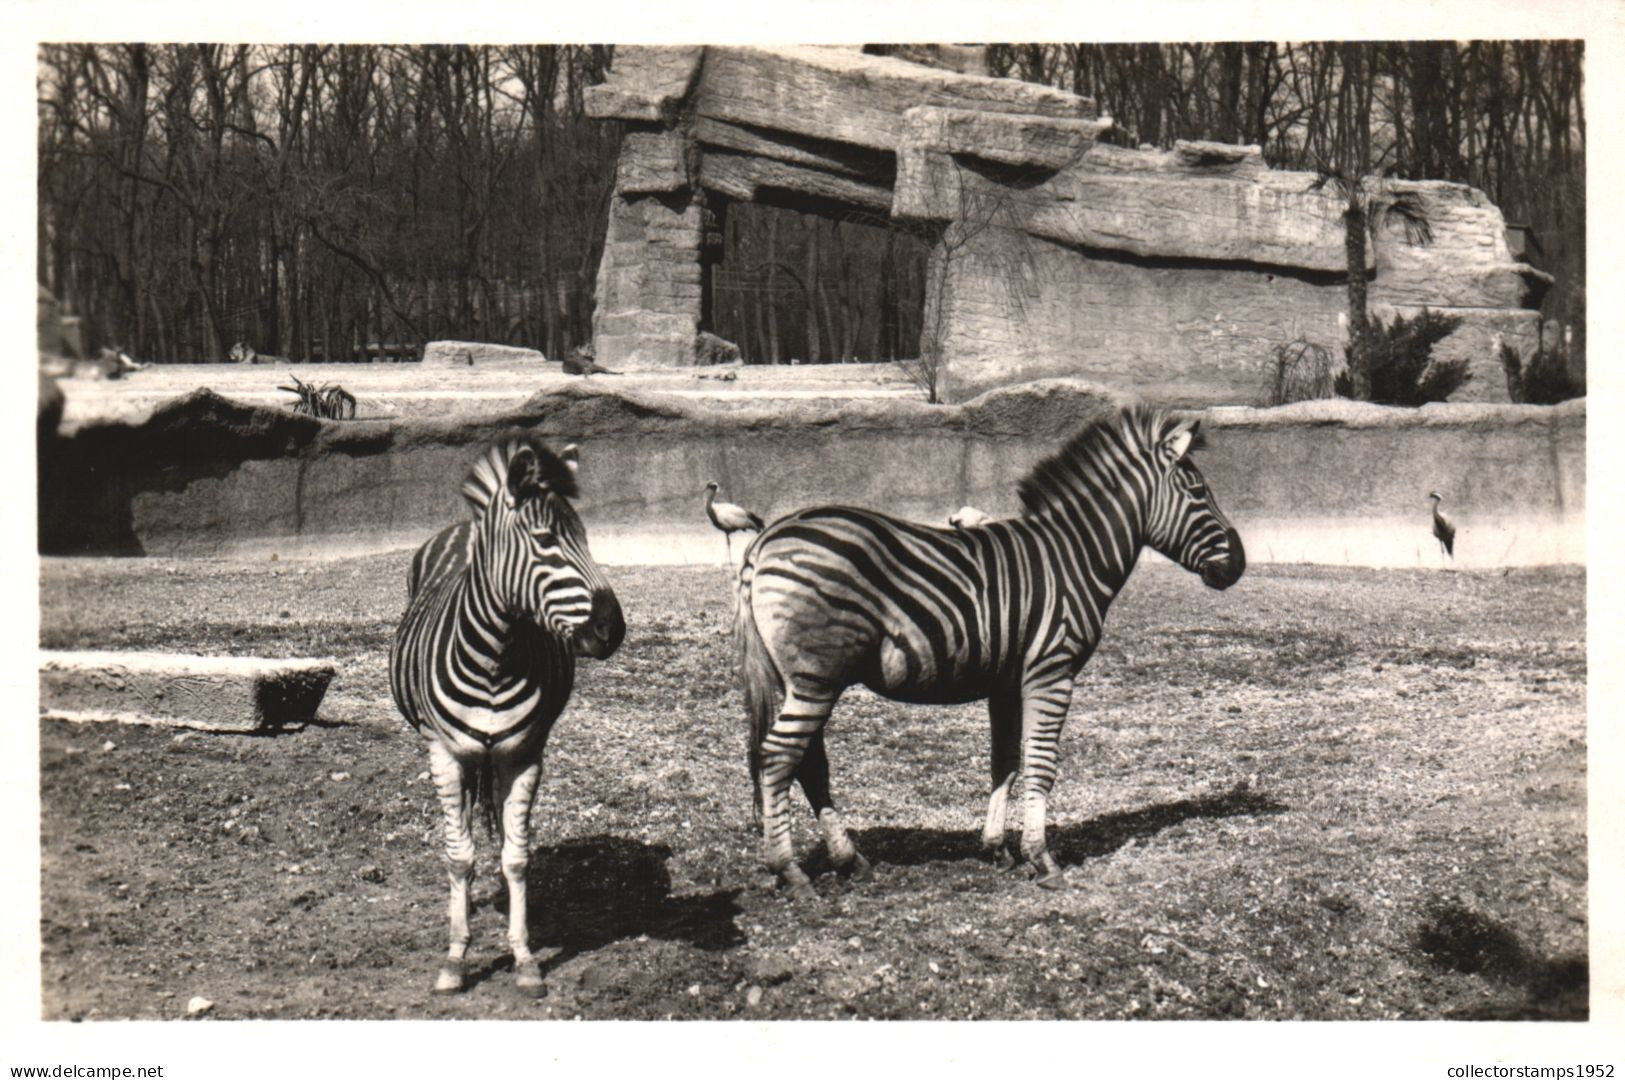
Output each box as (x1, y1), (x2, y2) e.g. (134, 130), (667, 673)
(1345, 196), (1372, 400)
(765, 214), (781, 364)
(804, 219), (821, 363)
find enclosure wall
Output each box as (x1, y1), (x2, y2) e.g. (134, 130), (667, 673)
(38, 385), (1584, 567)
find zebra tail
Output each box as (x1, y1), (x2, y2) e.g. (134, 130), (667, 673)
(734, 566), (782, 812)
(469, 752), (499, 840)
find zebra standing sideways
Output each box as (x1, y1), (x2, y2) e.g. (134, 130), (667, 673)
(390, 436), (625, 995)
(736, 405), (1245, 898)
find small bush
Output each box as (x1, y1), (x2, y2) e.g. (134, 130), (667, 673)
(1334, 309), (1470, 405)
(1261, 337), (1335, 406)
(279, 374), (357, 420)
(1500, 340), (1585, 404)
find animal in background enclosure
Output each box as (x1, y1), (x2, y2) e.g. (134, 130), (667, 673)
(1429, 492), (1457, 559)
(390, 437), (625, 996)
(735, 406), (1245, 899)
(704, 481), (765, 563)
(230, 342), (292, 365)
(562, 344), (618, 376)
(61, 346), (144, 380)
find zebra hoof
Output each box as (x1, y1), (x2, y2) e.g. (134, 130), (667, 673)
(991, 847), (1017, 872)
(514, 960), (547, 998)
(843, 853), (873, 883)
(432, 961), (466, 995)
(781, 874), (819, 902)
(1033, 853), (1066, 890)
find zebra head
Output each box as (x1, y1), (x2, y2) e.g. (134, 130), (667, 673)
(465, 437), (625, 658)
(1142, 414), (1246, 590)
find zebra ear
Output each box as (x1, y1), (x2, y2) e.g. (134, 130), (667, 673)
(559, 443), (580, 475)
(1163, 420), (1198, 462)
(505, 446), (542, 505)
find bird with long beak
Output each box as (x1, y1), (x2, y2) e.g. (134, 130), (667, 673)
(704, 481), (764, 563)
(1428, 492), (1456, 559)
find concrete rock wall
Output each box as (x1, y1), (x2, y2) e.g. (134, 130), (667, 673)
(39, 384), (1583, 570)
(585, 46), (1548, 405)
(594, 191), (707, 369)
(939, 228), (1349, 405)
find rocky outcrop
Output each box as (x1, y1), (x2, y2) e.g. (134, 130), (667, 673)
(585, 46), (1546, 403)
(421, 341), (548, 367)
(689, 46), (1090, 154)
(592, 193), (707, 369)
(694, 331), (741, 366)
(897, 140), (1354, 272)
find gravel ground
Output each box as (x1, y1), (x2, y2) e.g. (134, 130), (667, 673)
(37, 553), (1586, 1021)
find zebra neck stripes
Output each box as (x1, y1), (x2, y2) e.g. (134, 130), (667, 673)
(392, 543), (574, 749)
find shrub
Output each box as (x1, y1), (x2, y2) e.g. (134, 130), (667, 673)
(1334, 308), (1469, 405)
(279, 374), (357, 420)
(1500, 340), (1585, 405)
(1261, 337), (1335, 406)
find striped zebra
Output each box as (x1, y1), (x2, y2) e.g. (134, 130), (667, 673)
(735, 405), (1244, 899)
(390, 435), (625, 996)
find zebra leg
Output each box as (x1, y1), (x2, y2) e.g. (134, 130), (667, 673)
(758, 693), (832, 901)
(427, 740), (476, 994)
(1017, 677), (1075, 889)
(496, 756), (546, 998)
(982, 689), (1021, 869)
(795, 731), (870, 881)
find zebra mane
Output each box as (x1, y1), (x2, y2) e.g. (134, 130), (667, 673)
(461, 434), (579, 516)
(1016, 405), (1198, 517)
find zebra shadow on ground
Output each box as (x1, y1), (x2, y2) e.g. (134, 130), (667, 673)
(1417, 898), (1589, 1021)
(837, 784), (1287, 873)
(462, 834), (744, 988)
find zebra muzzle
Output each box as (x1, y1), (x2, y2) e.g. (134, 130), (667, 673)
(1199, 528), (1246, 590)
(572, 588), (626, 658)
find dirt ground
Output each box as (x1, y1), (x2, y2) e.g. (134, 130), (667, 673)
(37, 553), (1586, 1021)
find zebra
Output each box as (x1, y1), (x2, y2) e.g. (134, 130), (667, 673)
(735, 405), (1245, 899)
(390, 434), (625, 996)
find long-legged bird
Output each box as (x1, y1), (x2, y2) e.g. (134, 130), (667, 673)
(1429, 491), (1456, 558)
(704, 481), (764, 563)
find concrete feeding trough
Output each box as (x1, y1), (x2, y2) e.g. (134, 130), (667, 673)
(39, 650), (337, 732)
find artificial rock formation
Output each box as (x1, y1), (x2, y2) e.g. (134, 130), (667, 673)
(587, 46), (1547, 403)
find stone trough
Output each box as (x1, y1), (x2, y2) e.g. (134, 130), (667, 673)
(39, 650), (337, 732)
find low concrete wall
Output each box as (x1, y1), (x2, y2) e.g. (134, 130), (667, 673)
(38, 381), (1584, 568)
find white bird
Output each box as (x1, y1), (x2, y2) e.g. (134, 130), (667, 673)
(704, 481), (764, 563)
(1428, 491), (1456, 559)
(948, 505), (993, 530)
(72, 346), (144, 380)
